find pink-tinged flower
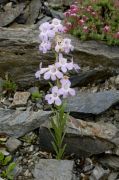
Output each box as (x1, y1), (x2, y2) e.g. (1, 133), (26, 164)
(55, 53), (74, 73)
(64, 11), (70, 17)
(59, 78), (75, 98)
(44, 64), (63, 81)
(45, 86), (62, 106)
(115, 32), (119, 39)
(103, 25), (110, 33)
(51, 18), (64, 32)
(79, 19), (85, 26)
(83, 26), (89, 33)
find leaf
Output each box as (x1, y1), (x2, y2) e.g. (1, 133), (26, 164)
(3, 156), (12, 166)
(0, 152), (4, 163)
(7, 162), (16, 174)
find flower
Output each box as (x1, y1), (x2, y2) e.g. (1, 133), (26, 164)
(103, 25), (110, 33)
(35, 63), (48, 79)
(39, 41), (51, 53)
(45, 86), (62, 106)
(51, 18), (64, 32)
(44, 64), (63, 81)
(55, 53), (74, 73)
(55, 38), (74, 54)
(59, 78), (75, 98)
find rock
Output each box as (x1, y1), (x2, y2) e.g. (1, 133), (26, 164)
(6, 137), (21, 152)
(66, 90), (119, 116)
(11, 91), (30, 107)
(0, 77), (4, 93)
(89, 164), (110, 180)
(108, 172), (119, 180)
(47, 0), (74, 8)
(0, 109), (51, 137)
(26, 0), (42, 24)
(0, 3), (25, 26)
(70, 69), (115, 87)
(39, 117), (117, 157)
(28, 86), (39, 94)
(33, 159), (74, 180)
(99, 155), (119, 170)
(0, 27), (119, 87)
(115, 75), (119, 85)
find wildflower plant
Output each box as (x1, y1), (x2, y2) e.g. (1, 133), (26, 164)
(35, 18), (80, 159)
(64, 0), (119, 45)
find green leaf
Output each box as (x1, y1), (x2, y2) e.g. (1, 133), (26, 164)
(3, 156), (12, 166)
(0, 152), (4, 163)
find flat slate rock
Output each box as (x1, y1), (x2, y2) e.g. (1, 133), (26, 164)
(33, 159), (74, 180)
(66, 90), (119, 115)
(39, 117), (117, 157)
(0, 109), (51, 138)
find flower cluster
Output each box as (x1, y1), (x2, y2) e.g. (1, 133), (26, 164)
(64, 0), (119, 45)
(36, 18), (80, 106)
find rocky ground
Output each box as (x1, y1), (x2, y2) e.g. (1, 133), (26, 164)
(0, 0), (119, 180)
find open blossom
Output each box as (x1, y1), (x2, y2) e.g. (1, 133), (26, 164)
(55, 38), (74, 54)
(39, 41), (51, 53)
(59, 78), (75, 98)
(103, 25), (110, 33)
(55, 53), (74, 73)
(35, 63), (48, 79)
(45, 86), (62, 106)
(51, 18), (64, 33)
(44, 64), (63, 81)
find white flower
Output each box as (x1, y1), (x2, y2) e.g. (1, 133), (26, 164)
(45, 86), (62, 106)
(59, 78), (75, 98)
(44, 64), (63, 81)
(55, 53), (74, 73)
(51, 18), (64, 32)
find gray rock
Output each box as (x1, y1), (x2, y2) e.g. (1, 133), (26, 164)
(89, 164), (110, 180)
(99, 155), (119, 170)
(0, 27), (119, 87)
(39, 117), (117, 157)
(33, 159), (74, 180)
(0, 77), (4, 93)
(6, 137), (21, 152)
(26, 0), (42, 24)
(70, 69), (115, 87)
(108, 172), (119, 180)
(66, 90), (119, 115)
(11, 91), (30, 107)
(0, 3), (25, 26)
(28, 86), (39, 94)
(0, 109), (51, 137)
(47, 0), (74, 8)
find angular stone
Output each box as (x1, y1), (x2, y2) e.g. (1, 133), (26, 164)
(26, 0), (42, 24)
(6, 137), (21, 152)
(0, 109), (51, 137)
(99, 155), (119, 169)
(33, 159), (74, 180)
(0, 3), (25, 27)
(11, 91), (30, 107)
(89, 164), (109, 180)
(66, 90), (119, 115)
(39, 117), (117, 157)
(70, 69), (115, 87)
(0, 27), (119, 87)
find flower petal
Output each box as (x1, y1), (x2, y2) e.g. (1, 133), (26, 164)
(44, 71), (51, 80)
(55, 97), (62, 106)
